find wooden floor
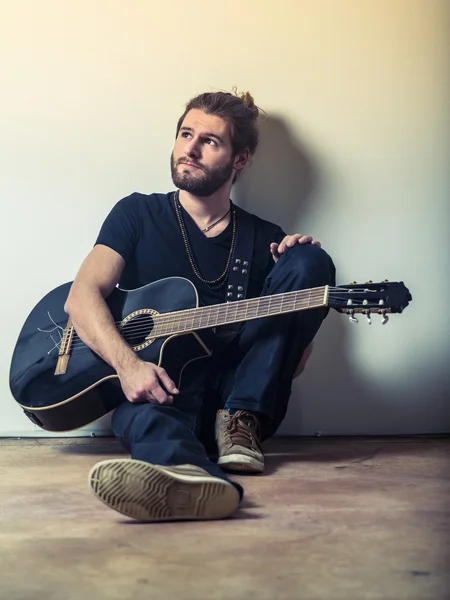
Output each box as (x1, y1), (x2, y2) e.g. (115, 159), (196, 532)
(1, 436), (449, 600)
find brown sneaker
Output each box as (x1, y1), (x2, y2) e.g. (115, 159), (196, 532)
(89, 459), (240, 522)
(215, 409), (264, 473)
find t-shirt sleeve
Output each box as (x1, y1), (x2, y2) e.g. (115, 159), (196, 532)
(265, 224), (286, 271)
(257, 221), (287, 279)
(273, 225), (286, 245)
(95, 195), (141, 263)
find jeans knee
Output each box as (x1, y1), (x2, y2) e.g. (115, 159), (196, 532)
(283, 243), (336, 286)
(112, 400), (199, 444)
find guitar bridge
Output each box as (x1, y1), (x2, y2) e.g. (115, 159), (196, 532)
(54, 317), (74, 376)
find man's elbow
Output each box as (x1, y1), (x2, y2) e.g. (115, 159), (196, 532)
(64, 283), (80, 315)
(64, 281), (96, 315)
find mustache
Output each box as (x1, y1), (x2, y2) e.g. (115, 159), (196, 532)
(177, 159), (204, 171)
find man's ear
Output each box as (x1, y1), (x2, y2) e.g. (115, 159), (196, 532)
(233, 148), (250, 174)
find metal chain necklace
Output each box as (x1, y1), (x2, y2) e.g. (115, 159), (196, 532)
(174, 190), (237, 290)
(201, 207), (231, 233)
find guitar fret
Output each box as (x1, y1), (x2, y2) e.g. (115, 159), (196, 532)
(210, 304), (220, 328)
(224, 302), (230, 325)
(231, 302), (239, 323)
(248, 300), (258, 318)
(179, 310), (186, 333)
(258, 299), (267, 317)
(243, 301), (249, 321)
(215, 304), (222, 326)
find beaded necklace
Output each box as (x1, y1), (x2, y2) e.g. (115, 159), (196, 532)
(173, 190), (236, 290)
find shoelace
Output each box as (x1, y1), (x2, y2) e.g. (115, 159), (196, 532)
(227, 411), (262, 450)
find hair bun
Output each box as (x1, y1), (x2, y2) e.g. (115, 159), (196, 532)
(231, 87), (260, 121)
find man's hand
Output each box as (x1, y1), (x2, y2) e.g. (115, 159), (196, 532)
(270, 234), (321, 263)
(117, 358), (179, 405)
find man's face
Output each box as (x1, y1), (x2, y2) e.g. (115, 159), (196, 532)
(171, 109), (236, 197)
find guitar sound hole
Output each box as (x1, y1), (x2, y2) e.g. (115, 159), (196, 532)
(121, 314), (154, 346)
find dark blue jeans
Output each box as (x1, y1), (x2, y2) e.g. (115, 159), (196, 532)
(112, 243), (336, 497)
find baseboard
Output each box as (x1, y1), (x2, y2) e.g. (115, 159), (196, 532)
(1, 428), (113, 438)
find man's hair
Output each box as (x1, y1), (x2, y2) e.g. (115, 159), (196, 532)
(175, 90), (260, 157)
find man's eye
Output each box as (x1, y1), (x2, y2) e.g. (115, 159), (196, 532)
(181, 132), (191, 138)
(205, 139), (216, 146)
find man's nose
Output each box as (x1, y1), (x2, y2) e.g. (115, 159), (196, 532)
(185, 138), (201, 158)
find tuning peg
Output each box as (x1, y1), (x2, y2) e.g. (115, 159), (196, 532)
(381, 312), (389, 325)
(350, 281), (357, 285)
(349, 311), (358, 324)
(366, 311), (372, 325)
(365, 280), (373, 284)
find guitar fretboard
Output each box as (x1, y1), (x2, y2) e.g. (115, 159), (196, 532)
(149, 286), (328, 338)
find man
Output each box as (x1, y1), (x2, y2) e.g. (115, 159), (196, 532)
(64, 90), (336, 522)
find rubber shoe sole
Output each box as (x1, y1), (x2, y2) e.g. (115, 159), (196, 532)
(217, 453), (264, 473)
(88, 459), (240, 522)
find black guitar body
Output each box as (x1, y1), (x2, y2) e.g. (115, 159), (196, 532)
(9, 277), (212, 431)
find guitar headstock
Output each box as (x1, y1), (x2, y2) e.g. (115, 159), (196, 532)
(328, 280), (412, 324)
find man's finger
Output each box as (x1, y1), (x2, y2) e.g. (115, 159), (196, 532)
(287, 238), (301, 247)
(142, 377), (171, 405)
(151, 386), (173, 404)
(278, 234), (322, 253)
(298, 235), (313, 244)
(158, 369), (179, 394)
(282, 234), (302, 250)
(145, 392), (158, 404)
(146, 392), (173, 405)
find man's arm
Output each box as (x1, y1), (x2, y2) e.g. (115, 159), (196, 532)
(64, 244), (179, 404)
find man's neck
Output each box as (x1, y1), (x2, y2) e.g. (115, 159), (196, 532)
(178, 188), (232, 226)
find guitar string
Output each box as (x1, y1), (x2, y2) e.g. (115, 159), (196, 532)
(67, 286), (369, 334)
(68, 299), (329, 350)
(66, 289), (329, 349)
(64, 289), (380, 352)
(67, 308), (382, 351)
(65, 288), (380, 351)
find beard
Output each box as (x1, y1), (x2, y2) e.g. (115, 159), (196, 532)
(170, 153), (234, 197)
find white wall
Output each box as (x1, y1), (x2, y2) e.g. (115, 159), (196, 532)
(1, 0), (449, 436)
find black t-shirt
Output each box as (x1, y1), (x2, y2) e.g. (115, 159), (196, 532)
(95, 191), (286, 306)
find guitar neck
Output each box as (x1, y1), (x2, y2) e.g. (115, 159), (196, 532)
(150, 286), (330, 338)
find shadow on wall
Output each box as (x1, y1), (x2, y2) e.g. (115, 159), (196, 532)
(231, 115), (450, 435)
(232, 114), (318, 231)
(286, 309), (450, 435)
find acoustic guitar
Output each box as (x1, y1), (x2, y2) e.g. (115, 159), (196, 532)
(9, 277), (412, 432)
